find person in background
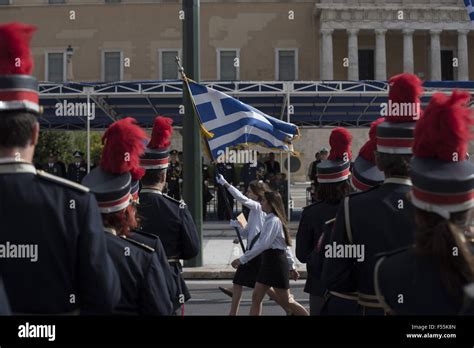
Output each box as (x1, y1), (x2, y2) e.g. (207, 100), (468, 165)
(265, 152), (280, 179)
(166, 150), (182, 200)
(42, 152), (63, 177)
(232, 191), (308, 316)
(55, 151), (67, 178)
(215, 161), (236, 220)
(202, 160), (213, 220)
(68, 150), (87, 183)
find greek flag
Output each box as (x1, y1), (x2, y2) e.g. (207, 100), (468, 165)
(188, 81), (298, 159)
(465, 0), (474, 23)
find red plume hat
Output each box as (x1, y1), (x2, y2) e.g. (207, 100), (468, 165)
(140, 116), (174, 170)
(317, 128), (353, 183)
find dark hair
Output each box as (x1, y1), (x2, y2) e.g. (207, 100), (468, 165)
(0, 111), (37, 148)
(414, 208), (474, 301)
(248, 180), (270, 201)
(141, 168), (166, 186)
(264, 191), (291, 246)
(316, 180), (351, 204)
(375, 152), (411, 177)
(102, 204), (139, 236)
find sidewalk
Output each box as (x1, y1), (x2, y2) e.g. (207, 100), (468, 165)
(183, 225), (307, 279)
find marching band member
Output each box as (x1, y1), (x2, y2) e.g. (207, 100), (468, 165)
(139, 116), (200, 312)
(232, 191), (308, 316)
(296, 127), (356, 315)
(375, 90), (474, 315)
(82, 117), (174, 315)
(0, 22), (121, 315)
(322, 74), (423, 315)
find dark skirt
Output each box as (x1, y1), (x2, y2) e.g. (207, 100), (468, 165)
(233, 254), (262, 288)
(256, 249), (290, 289)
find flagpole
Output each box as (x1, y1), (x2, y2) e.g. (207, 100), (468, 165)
(176, 57), (246, 254)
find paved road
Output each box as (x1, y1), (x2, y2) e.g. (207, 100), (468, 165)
(182, 280), (309, 316)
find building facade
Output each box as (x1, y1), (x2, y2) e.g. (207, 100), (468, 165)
(0, 0), (472, 83)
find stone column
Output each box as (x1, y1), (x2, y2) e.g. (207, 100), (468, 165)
(320, 28), (334, 80)
(347, 29), (359, 80)
(375, 29), (387, 80)
(430, 29), (442, 81)
(457, 29), (469, 81)
(402, 29), (414, 74)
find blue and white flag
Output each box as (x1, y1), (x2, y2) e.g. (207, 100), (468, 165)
(465, 0), (474, 24)
(188, 81), (299, 160)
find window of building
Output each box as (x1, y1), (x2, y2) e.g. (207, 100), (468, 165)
(160, 50), (180, 80)
(103, 51), (122, 82)
(0, 0), (10, 5)
(46, 52), (65, 82)
(358, 49), (375, 80)
(441, 50), (454, 81)
(276, 49), (297, 81)
(105, 0), (121, 3)
(218, 49), (239, 80)
(48, 0), (65, 3)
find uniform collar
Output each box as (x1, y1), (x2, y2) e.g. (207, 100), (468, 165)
(0, 159), (36, 175)
(384, 177), (412, 186)
(141, 187), (163, 195)
(104, 227), (117, 236)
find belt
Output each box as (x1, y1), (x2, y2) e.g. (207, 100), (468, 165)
(13, 309), (80, 316)
(329, 291), (358, 301)
(357, 292), (385, 309)
(168, 259), (180, 263)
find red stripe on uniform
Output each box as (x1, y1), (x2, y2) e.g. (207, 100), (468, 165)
(412, 187), (474, 205)
(140, 158), (169, 165)
(99, 194), (131, 208)
(317, 168), (350, 180)
(0, 90), (39, 104)
(351, 175), (372, 191)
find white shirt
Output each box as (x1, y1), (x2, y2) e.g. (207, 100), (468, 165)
(227, 185), (264, 247)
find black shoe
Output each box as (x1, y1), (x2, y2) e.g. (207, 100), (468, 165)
(219, 287), (233, 298)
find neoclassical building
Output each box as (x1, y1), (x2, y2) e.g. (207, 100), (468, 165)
(0, 0), (472, 83)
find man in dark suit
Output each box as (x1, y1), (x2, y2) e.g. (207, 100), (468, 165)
(68, 151), (87, 183)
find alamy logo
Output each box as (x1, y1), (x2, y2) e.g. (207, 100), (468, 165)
(18, 322), (56, 342)
(216, 148), (257, 167)
(324, 242), (365, 262)
(55, 100), (95, 120)
(0, 242), (38, 262)
(380, 101), (421, 120)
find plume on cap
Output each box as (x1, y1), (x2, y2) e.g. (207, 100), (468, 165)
(101, 117), (148, 180)
(359, 118), (385, 163)
(386, 73), (424, 122)
(413, 91), (473, 162)
(148, 116), (173, 149)
(0, 22), (37, 75)
(328, 127), (353, 161)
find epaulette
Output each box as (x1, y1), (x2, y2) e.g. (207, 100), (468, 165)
(348, 184), (381, 198)
(36, 170), (89, 193)
(163, 194), (187, 209)
(302, 200), (323, 210)
(120, 235), (155, 252)
(374, 245), (413, 260)
(134, 230), (159, 240)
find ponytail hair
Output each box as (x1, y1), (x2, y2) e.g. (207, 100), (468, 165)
(415, 208), (474, 302)
(264, 190), (291, 246)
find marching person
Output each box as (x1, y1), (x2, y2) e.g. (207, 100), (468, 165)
(322, 73), (422, 315)
(232, 191), (308, 316)
(83, 117), (174, 315)
(265, 152), (281, 179)
(296, 127), (355, 315)
(217, 175), (300, 315)
(68, 150), (87, 183)
(215, 161), (236, 220)
(139, 116), (200, 311)
(0, 22), (120, 314)
(375, 91), (474, 315)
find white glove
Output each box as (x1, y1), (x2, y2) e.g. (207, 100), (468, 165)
(230, 219), (241, 229)
(216, 174), (228, 186)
